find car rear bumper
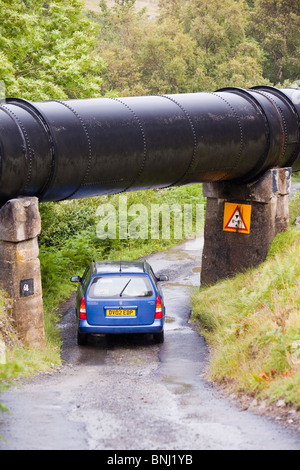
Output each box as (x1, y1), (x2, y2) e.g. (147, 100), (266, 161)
(78, 318), (164, 334)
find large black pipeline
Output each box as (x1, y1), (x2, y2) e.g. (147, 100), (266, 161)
(0, 85), (300, 206)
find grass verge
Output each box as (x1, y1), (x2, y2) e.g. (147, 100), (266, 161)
(191, 194), (300, 410)
(0, 289), (62, 413)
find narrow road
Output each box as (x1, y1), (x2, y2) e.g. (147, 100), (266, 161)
(1, 237), (300, 450)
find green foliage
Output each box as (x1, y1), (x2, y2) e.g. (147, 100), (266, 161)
(248, 0), (300, 85)
(94, 0), (266, 96)
(87, 0), (300, 94)
(0, 0), (104, 100)
(1, 0), (299, 99)
(288, 191), (300, 226)
(160, 0), (265, 89)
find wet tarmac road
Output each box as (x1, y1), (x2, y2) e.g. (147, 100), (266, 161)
(1, 238), (300, 450)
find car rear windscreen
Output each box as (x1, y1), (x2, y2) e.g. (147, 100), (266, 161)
(88, 275), (154, 298)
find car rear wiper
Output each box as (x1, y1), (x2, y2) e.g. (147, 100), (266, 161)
(119, 279), (131, 297)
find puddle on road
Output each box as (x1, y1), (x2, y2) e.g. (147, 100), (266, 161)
(77, 338), (107, 366)
(146, 236), (209, 397)
(146, 237), (203, 276)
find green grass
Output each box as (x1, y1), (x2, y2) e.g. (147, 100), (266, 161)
(191, 194), (300, 407)
(292, 171), (300, 182)
(0, 288), (61, 415)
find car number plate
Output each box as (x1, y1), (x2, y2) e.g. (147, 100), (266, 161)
(106, 309), (136, 317)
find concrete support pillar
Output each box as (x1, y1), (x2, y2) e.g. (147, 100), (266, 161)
(201, 168), (291, 286)
(0, 197), (45, 347)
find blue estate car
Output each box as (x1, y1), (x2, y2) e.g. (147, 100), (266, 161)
(70, 260), (168, 346)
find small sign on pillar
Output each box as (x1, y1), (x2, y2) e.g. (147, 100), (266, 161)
(223, 203), (252, 234)
(20, 279), (34, 297)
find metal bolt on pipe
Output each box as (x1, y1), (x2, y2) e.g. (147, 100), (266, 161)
(0, 86), (299, 206)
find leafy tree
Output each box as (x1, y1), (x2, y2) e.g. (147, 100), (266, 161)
(248, 0), (300, 84)
(92, 0), (148, 95)
(159, 0), (265, 89)
(94, 0), (233, 95)
(0, 0), (104, 100)
(136, 15), (201, 94)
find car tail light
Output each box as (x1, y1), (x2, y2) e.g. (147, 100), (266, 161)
(155, 295), (163, 319)
(79, 297), (87, 320)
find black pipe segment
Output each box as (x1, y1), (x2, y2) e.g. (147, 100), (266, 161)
(0, 86), (299, 206)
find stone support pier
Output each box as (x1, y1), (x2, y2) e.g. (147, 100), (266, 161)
(0, 197), (45, 347)
(200, 168), (291, 286)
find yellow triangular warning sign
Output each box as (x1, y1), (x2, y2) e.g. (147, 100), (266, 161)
(223, 203), (251, 234)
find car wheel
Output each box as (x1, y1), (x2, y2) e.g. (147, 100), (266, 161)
(77, 331), (88, 346)
(153, 330), (164, 344)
